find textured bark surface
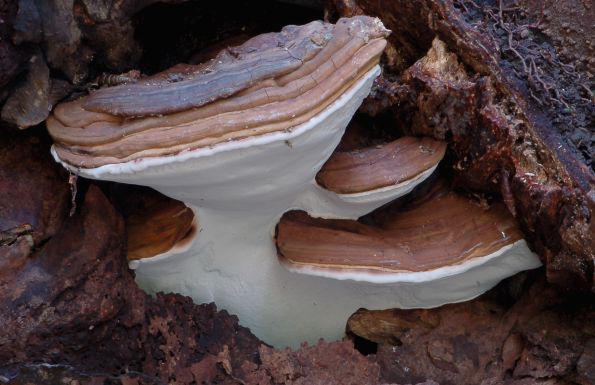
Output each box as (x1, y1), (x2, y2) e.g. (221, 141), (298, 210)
(326, 0), (594, 292)
(4, 341), (394, 385)
(0, 1), (593, 384)
(520, 0), (594, 74)
(347, 275), (595, 385)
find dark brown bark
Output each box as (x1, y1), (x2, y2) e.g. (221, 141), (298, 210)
(326, 0), (594, 292)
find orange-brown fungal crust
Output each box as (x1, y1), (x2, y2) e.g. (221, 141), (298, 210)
(276, 186), (524, 274)
(126, 198), (195, 261)
(316, 137), (446, 194)
(46, 17), (389, 168)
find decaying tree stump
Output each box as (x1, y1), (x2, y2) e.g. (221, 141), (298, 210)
(0, 0), (592, 384)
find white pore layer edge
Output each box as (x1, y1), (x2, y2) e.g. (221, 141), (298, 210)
(52, 65), (542, 348)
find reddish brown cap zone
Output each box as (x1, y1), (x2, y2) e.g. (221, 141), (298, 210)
(47, 17), (389, 168)
(277, 183), (524, 275)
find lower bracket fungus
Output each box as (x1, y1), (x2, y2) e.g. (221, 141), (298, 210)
(277, 181), (542, 304)
(112, 186), (197, 265)
(46, 16), (540, 347)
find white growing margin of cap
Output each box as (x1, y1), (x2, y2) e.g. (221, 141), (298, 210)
(51, 65), (541, 347)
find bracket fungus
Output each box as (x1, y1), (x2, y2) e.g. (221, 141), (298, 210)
(115, 187), (197, 263)
(47, 16), (540, 347)
(278, 181), (541, 299)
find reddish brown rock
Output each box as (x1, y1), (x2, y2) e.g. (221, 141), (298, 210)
(347, 276), (595, 385)
(0, 180), (264, 382)
(0, 128), (69, 245)
(5, 340), (443, 385)
(242, 340), (382, 385)
(0, 183), (143, 368)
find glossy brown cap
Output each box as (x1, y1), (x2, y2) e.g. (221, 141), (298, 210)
(316, 136), (446, 194)
(122, 191), (196, 261)
(47, 16), (389, 168)
(277, 184), (524, 277)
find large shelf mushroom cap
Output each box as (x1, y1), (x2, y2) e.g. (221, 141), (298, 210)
(47, 16), (390, 170)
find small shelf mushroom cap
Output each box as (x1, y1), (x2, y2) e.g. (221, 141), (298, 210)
(118, 188), (197, 262)
(295, 136), (447, 220)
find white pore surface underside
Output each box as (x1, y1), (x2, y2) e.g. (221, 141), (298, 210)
(53, 65), (542, 348)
